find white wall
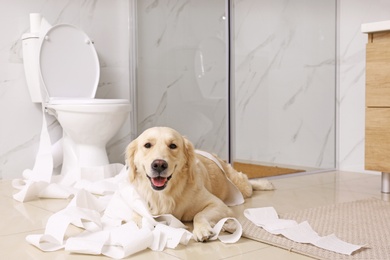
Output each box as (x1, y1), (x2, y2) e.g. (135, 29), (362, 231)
(0, 0), (131, 179)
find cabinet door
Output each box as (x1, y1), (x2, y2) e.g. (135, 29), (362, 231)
(365, 108), (390, 171)
(366, 43), (390, 107)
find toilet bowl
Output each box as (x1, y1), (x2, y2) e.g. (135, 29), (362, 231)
(45, 99), (130, 180)
(21, 14), (131, 181)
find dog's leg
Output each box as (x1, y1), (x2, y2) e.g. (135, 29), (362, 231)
(223, 164), (253, 198)
(223, 163), (274, 196)
(249, 179), (274, 191)
(192, 203), (233, 242)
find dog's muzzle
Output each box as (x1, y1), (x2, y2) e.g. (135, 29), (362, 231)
(147, 159), (172, 190)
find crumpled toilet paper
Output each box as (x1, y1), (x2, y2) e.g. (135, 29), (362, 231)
(244, 207), (364, 255)
(13, 165), (243, 258)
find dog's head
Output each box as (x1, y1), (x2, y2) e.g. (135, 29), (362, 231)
(125, 127), (196, 191)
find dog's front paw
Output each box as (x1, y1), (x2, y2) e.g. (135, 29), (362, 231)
(193, 223), (215, 242)
(131, 212), (143, 228)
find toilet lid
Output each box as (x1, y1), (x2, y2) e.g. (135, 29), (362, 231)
(39, 24), (99, 98)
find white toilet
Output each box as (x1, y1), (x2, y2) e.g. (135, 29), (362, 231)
(21, 14), (131, 181)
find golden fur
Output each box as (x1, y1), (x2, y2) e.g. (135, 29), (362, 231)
(125, 126), (273, 242)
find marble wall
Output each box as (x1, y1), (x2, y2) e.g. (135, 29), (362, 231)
(0, 0), (131, 179)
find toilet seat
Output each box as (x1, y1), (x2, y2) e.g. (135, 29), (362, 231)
(39, 24), (99, 99)
(48, 98), (129, 105)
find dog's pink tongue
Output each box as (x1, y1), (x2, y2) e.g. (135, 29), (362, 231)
(152, 177), (167, 187)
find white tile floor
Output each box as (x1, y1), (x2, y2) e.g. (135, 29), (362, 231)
(0, 171), (387, 259)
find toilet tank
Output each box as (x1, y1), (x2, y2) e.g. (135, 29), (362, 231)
(21, 33), (43, 103)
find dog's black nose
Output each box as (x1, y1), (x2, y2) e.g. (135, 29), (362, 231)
(151, 159), (168, 173)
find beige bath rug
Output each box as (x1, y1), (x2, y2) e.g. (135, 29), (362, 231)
(233, 161), (304, 178)
(240, 198), (390, 259)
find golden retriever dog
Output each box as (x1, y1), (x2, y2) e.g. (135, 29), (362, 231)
(126, 126), (273, 242)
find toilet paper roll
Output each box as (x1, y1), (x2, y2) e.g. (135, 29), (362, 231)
(29, 13), (42, 34)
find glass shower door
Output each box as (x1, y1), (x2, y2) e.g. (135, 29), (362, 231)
(135, 0), (229, 159)
(232, 0), (337, 177)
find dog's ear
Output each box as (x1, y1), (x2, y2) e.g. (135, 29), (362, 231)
(125, 138), (138, 182)
(183, 136), (197, 182)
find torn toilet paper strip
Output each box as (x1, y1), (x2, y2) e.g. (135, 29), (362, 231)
(244, 207), (364, 255)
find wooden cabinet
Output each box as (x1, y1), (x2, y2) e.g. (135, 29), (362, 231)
(364, 30), (390, 193)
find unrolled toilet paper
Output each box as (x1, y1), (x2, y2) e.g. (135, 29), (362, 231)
(21, 170), (243, 258)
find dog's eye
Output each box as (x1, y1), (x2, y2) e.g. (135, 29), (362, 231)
(144, 142), (152, 148)
(169, 143), (177, 149)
